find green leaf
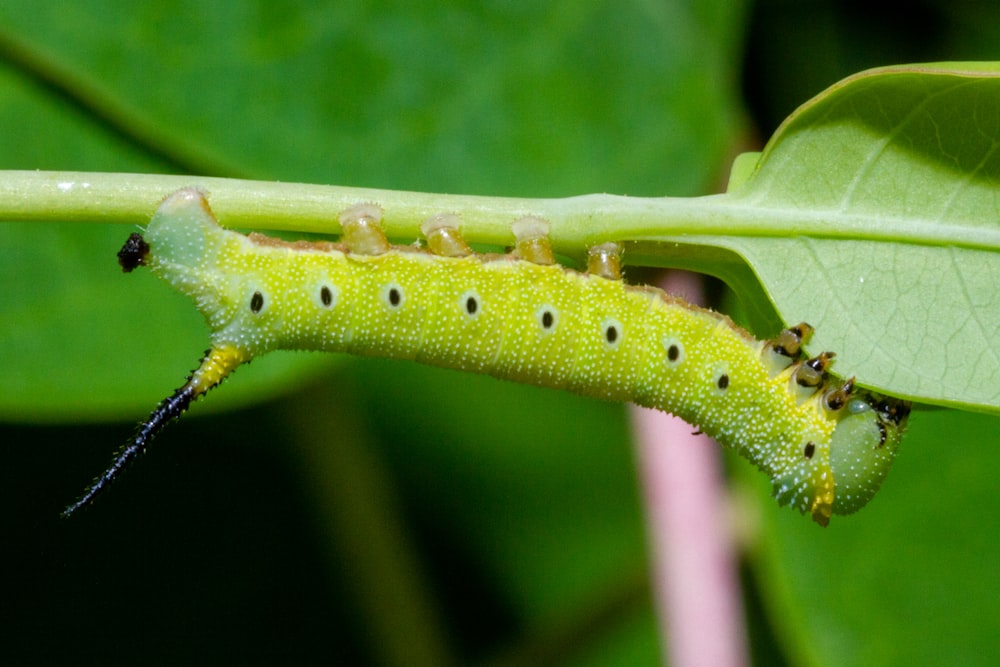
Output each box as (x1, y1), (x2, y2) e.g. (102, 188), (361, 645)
(717, 63), (1000, 412)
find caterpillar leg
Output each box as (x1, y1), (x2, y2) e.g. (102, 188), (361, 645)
(62, 344), (248, 517)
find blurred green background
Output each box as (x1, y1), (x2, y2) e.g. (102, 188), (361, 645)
(1, 1), (999, 665)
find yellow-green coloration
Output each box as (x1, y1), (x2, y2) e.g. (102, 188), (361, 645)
(65, 188), (910, 523)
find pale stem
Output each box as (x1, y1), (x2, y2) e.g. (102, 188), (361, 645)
(0, 170), (974, 251)
(631, 271), (748, 667)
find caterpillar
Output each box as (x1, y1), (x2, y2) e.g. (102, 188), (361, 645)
(64, 188), (910, 525)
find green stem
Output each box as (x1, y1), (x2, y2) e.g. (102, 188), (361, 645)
(0, 170), (992, 255)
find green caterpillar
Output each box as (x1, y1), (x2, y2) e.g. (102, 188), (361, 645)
(65, 188), (910, 524)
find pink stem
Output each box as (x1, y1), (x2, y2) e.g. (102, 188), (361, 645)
(631, 271), (748, 667)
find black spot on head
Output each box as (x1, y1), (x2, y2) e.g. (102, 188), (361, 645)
(117, 233), (150, 273)
(804, 442), (816, 459)
(667, 344), (680, 362)
(388, 287), (401, 307)
(541, 310), (554, 329)
(250, 291), (264, 313)
(717, 374), (729, 390)
(605, 325), (618, 344)
(465, 295), (478, 315)
(320, 286), (333, 307)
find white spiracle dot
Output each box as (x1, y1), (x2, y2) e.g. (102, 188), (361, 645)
(710, 363), (731, 395)
(460, 290), (481, 318)
(662, 336), (684, 367)
(380, 283), (405, 310)
(249, 290), (266, 314)
(536, 305), (558, 334)
(317, 284), (338, 309)
(601, 317), (623, 349)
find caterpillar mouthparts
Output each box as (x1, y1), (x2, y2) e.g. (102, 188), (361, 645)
(65, 188), (910, 524)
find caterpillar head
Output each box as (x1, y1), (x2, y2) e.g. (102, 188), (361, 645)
(830, 394), (910, 515)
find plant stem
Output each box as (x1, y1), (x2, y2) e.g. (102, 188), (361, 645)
(0, 170), (985, 255)
(632, 271), (749, 667)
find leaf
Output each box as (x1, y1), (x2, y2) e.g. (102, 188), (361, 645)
(720, 63), (1000, 412)
(0, 1), (740, 418)
(0, 3), (744, 665)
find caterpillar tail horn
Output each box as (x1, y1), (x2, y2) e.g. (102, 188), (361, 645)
(61, 344), (249, 517)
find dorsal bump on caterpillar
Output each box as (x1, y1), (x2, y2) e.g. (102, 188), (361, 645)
(824, 377), (856, 412)
(339, 202), (389, 255)
(587, 242), (623, 281)
(511, 216), (557, 265)
(421, 213), (472, 258)
(63, 187), (911, 525)
(770, 322), (813, 358)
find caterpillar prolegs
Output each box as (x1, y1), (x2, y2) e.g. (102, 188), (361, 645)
(65, 188), (910, 525)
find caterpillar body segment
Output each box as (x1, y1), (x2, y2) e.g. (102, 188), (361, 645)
(65, 188), (910, 523)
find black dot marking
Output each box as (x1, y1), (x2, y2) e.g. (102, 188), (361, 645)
(536, 306), (560, 335)
(250, 291), (264, 313)
(662, 337), (684, 367)
(803, 442), (816, 459)
(601, 318), (623, 348)
(117, 232), (150, 273)
(320, 286), (333, 307)
(465, 295), (478, 315)
(380, 284), (405, 310)
(717, 374), (730, 390)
